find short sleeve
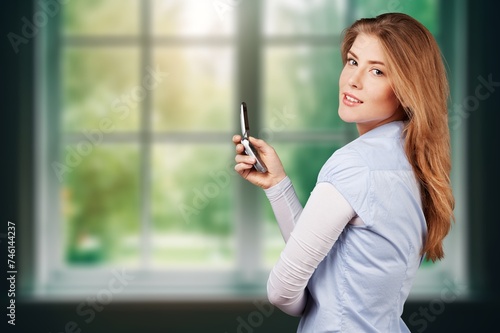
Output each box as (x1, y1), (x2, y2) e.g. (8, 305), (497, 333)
(317, 146), (373, 226)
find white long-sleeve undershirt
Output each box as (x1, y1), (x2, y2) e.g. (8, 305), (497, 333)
(264, 176), (357, 316)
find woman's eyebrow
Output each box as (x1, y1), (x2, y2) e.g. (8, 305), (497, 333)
(348, 50), (386, 66)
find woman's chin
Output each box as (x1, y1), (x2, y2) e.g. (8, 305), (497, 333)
(338, 108), (358, 124)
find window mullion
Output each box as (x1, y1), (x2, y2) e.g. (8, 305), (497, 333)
(37, 4), (63, 293)
(139, 0), (153, 270)
(235, 0), (264, 283)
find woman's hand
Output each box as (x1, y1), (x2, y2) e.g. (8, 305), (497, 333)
(232, 135), (287, 189)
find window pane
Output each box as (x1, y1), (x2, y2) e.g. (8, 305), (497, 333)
(264, 0), (347, 36)
(153, 47), (233, 132)
(152, 0), (236, 36)
(264, 46), (345, 131)
(61, 144), (140, 267)
(63, 0), (140, 36)
(62, 47), (140, 132)
(263, 142), (342, 267)
(151, 144), (236, 269)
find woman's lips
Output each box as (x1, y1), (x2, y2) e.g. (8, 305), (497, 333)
(342, 93), (363, 106)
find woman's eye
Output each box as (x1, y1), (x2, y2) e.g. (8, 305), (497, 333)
(371, 69), (384, 76)
(347, 58), (357, 66)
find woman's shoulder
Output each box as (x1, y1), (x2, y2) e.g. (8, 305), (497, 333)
(318, 145), (368, 186)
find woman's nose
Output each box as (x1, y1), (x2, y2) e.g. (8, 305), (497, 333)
(348, 70), (362, 89)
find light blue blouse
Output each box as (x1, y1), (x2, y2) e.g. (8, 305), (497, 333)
(298, 121), (426, 332)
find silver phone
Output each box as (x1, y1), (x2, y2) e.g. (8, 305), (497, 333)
(240, 102), (267, 173)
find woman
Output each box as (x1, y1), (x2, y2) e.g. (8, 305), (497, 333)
(233, 13), (454, 332)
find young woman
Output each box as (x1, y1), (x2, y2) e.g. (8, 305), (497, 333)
(232, 13), (454, 332)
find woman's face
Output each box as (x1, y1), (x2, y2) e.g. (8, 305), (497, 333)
(338, 33), (403, 135)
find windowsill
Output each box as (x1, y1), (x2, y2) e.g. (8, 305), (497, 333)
(24, 266), (471, 302)
(29, 268), (271, 301)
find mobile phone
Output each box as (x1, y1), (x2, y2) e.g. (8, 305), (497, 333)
(240, 102), (267, 173)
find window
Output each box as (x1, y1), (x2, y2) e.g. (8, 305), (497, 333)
(35, 0), (467, 299)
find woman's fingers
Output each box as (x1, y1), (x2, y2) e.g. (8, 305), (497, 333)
(235, 154), (256, 165)
(234, 162), (254, 173)
(232, 134), (287, 189)
(235, 143), (245, 154)
(232, 135), (242, 145)
(233, 135), (246, 155)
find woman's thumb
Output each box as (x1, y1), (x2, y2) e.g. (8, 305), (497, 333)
(249, 136), (268, 150)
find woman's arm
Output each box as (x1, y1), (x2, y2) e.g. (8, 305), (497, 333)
(233, 135), (302, 241)
(264, 176), (303, 242)
(267, 182), (356, 316)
